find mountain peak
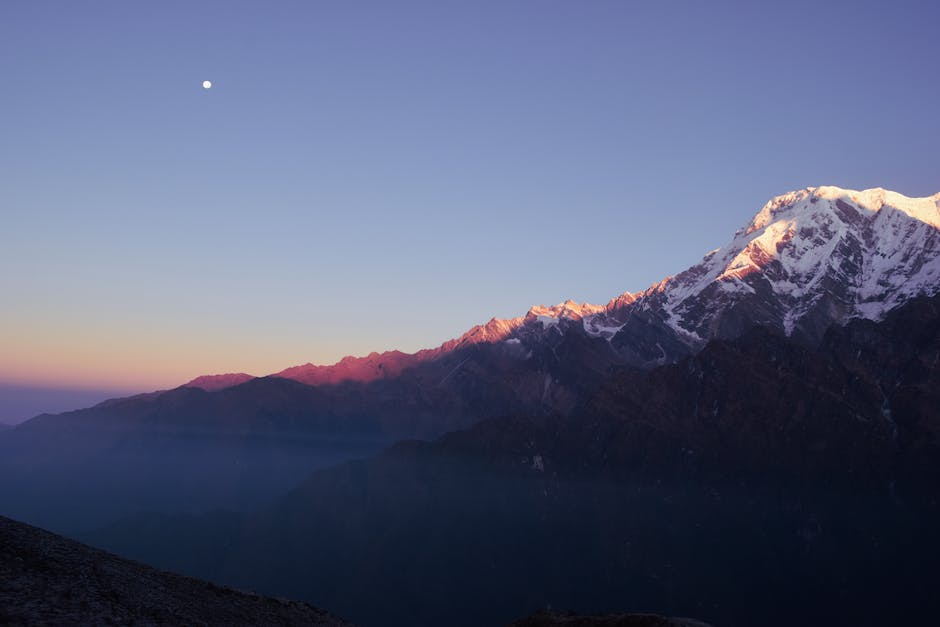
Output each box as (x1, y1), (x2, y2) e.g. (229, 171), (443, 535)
(183, 373), (255, 391)
(526, 300), (606, 321)
(747, 186), (940, 235)
(639, 185), (940, 343)
(179, 185), (940, 389)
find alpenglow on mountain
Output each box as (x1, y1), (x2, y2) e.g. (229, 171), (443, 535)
(4, 185), (940, 533)
(187, 186), (940, 389)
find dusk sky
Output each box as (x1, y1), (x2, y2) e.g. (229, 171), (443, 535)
(2, 0), (939, 415)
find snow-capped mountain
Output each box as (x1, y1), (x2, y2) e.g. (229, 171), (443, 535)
(187, 186), (940, 388)
(7, 186), (940, 535)
(584, 186), (940, 365)
(490, 185), (940, 368)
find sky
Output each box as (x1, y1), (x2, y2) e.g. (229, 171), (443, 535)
(2, 0), (939, 418)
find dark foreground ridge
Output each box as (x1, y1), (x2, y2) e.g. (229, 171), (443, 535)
(510, 610), (713, 626)
(0, 515), (351, 626)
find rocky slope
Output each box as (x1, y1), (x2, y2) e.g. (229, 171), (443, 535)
(510, 611), (713, 627)
(433, 292), (940, 489)
(0, 514), (350, 626)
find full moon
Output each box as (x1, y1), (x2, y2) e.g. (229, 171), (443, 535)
(202, 80), (212, 89)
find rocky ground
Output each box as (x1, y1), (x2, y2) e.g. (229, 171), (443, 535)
(510, 609), (713, 626)
(0, 515), (351, 626)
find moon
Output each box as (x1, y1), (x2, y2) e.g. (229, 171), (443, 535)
(202, 80), (212, 89)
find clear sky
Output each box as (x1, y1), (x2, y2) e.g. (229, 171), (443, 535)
(2, 0), (939, 402)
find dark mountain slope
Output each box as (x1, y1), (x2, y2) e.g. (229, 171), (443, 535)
(85, 295), (940, 627)
(0, 514), (350, 626)
(410, 293), (940, 489)
(581, 291), (940, 487)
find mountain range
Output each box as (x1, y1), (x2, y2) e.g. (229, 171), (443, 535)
(186, 185), (940, 387)
(2, 186), (939, 533)
(2, 185), (940, 626)
(83, 291), (940, 627)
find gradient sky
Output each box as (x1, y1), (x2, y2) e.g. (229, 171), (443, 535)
(2, 0), (939, 404)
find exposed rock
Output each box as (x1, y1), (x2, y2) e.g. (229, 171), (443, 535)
(509, 610), (713, 627)
(0, 515), (351, 626)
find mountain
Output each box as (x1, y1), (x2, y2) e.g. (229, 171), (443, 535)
(265, 299), (606, 387)
(186, 186), (940, 385)
(598, 186), (940, 360)
(83, 294), (940, 627)
(0, 514), (350, 626)
(2, 186), (938, 533)
(183, 372), (255, 391)
(136, 184), (940, 453)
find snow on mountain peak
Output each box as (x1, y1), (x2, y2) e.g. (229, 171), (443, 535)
(634, 186), (940, 340)
(747, 186), (940, 234)
(526, 300), (606, 321)
(184, 186), (940, 389)
(260, 186), (940, 384)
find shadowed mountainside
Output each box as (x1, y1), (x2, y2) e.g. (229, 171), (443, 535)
(84, 295), (940, 627)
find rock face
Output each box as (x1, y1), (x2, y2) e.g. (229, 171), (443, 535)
(0, 514), (351, 626)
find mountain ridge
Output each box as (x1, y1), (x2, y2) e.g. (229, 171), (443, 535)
(182, 185), (940, 390)
(4, 184), (940, 534)
(84, 293), (940, 627)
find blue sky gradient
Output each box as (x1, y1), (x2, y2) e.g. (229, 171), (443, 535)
(2, 0), (939, 399)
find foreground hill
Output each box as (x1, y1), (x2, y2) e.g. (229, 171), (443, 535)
(510, 611), (713, 627)
(0, 515), (350, 626)
(85, 294), (940, 627)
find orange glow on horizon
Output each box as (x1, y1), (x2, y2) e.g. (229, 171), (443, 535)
(0, 323), (436, 392)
